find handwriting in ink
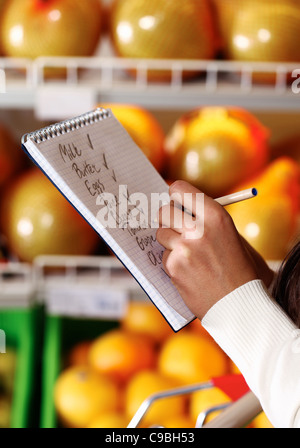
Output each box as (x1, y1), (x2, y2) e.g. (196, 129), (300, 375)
(102, 153), (109, 170)
(87, 134), (94, 150)
(135, 235), (164, 267)
(111, 170), (117, 182)
(84, 179), (105, 196)
(147, 249), (164, 267)
(59, 143), (82, 163)
(72, 161), (101, 179)
(85, 179), (105, 197)
(136, 235), (156, 251)
(101, 152), (117, 183)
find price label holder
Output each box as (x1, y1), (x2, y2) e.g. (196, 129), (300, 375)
(45, 282), (128, 320)
(35, 85), (96, 121)
(34, 255), (143, 320)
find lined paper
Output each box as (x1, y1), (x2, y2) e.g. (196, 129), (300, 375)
(23, 111), (195, 331)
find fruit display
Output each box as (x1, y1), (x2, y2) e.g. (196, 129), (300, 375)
(0, 103), (298, 265)
(98, 104), (166, 173)
(54, 365), (119, 428)
(0, 0), (102, 62)
(164, 106), (300, 260)
(164, 107), (270, 198)
(252, 411), (274, 429)
(0, 0), (298, 85)
(125, 369), (186, 427)
(88, 329), (157, 384)
(158, 332), (228, 385)
(0, 168), (99, 262)
(226, 157), (300, 260)
(53, 302), (238, 428)
(109, 0), (217, 81)
(0, 348), (17, 428)
(271, 135), (300, 166)
(213, 0), (300, 83)
(190, 387), (231, 424)
(1, 0), (299, 432)
(0, 0), (8, 55)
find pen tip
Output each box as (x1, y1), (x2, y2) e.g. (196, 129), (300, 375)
(252, 188), (258, 197)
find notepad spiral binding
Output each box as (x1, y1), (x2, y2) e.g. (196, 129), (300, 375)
(21, 108), (111, 145)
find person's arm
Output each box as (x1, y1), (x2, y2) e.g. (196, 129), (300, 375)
(156, 180), (300, 427)
(202, 280), (300, 428)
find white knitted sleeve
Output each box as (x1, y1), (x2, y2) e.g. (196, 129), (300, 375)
(202, 280), (300, 428)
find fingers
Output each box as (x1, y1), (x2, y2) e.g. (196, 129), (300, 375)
(168, 180), (209, 219)
(156, 227), (181, 250)
(161, 249), (171, 277)
(158, 203), (196, 234)
(169, 179), (224, 217)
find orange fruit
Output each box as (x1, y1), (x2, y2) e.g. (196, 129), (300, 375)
(121, 301), (173, 343)
(125, 369), (186, 427)
(165, 107), (269, 198)
(226, 1), (300, 84)
(159, 414), (195, 429)
(230, 156), (300, 208)
(230, 360), (241, 375)
(187, 319), (212, 339)
(190, 387), (232, 425)
(87, 412), (128, 428)
(158, 332), (228, 385)
(88, 329), (157, 384)
(98, 103), (165, 172)
(54, 366), (119, 428)
(227, 193), (298, 261)
(0, 169), (98, 262)
(252, 411), (274, 428)
(109, 0), (216, 81)
(226, 156), (300, 260)
(1, 0), (102, 59)
(68, 341), (92, 366)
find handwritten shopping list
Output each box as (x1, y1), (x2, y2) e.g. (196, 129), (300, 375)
(36, 116), (168, 278)
(24, 112), (195, 327)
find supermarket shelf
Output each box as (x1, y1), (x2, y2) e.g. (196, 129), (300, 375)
(1, 57), (300, 113)
(0, 255), (148, 317)
(0, 256), (282, 314)
(0, 262), (35, 308)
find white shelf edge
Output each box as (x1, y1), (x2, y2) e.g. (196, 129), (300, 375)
(0, 56), (300, 112)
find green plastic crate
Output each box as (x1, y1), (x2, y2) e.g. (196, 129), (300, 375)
(40, 315), (118, 428)
(0, 307), (42, 428)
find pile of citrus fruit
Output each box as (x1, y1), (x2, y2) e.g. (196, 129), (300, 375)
(100, 103), (300, 263)
(0, 104), (166, 263)
(54, 301), (272, 428)
(1, 103), (299, 264)
(164, 106), (300, 262)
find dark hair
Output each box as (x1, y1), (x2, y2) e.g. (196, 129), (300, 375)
(273, 241), (300, 327)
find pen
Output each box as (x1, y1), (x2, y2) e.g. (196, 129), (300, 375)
(215, 187), (258, 206)
(154, 187), (257, 225)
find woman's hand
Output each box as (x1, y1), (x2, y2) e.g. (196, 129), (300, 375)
(156, 181), (273, 320)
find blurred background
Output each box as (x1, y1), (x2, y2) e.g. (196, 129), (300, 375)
(0, 0), (299, 429)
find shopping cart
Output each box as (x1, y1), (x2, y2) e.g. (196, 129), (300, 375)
(127, 374), (262, 429)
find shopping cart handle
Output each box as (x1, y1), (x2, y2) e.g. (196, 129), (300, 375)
(127, 374), (250, 428)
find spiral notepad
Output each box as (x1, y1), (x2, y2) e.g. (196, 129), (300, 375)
(21, 108), (195, 331)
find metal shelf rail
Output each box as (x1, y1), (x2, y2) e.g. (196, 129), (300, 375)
(0, 56), (299, 113)
(0, 255), (150, 320)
